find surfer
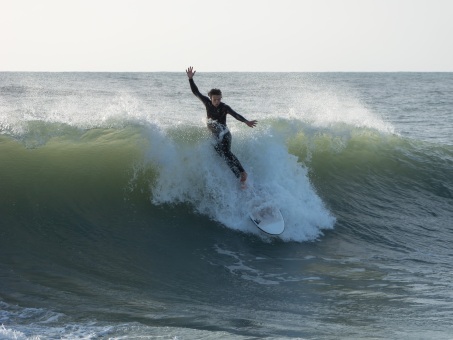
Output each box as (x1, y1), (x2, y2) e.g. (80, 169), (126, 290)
(186, 66), (257, 188)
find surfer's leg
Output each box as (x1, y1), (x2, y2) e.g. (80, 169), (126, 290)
(214, 132), (245, 179)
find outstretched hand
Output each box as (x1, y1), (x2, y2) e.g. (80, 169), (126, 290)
(246, 120), (258, 128)
(186, 66), (196, 79)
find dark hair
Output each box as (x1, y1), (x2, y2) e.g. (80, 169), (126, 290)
(208, 88), (222, 98)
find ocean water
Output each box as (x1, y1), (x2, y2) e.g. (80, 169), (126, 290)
(0, 72), (452, 339)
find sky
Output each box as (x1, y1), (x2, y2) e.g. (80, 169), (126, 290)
(2, 0), (453, 72)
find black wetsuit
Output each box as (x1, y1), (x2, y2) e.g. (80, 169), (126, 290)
(189, 78), (246, 178)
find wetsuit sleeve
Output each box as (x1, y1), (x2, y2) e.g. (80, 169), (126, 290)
(189, 79), (211, 106)
(225, 105), (247, 123)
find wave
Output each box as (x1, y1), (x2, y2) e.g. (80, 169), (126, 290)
(1, 112), (452, 246)
(0, 119), (335, 243)
(2, 111), (453, 337)
(285, 120), (453, 254)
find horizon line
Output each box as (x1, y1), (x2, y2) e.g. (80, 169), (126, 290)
(1, 70), (452, 73)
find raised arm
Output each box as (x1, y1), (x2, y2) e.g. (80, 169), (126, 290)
(186, 66), (210, 105)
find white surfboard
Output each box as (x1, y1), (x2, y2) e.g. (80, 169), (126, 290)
(249, 205), (285, 235)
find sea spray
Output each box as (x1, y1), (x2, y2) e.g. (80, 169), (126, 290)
(146, 122), (336, 241)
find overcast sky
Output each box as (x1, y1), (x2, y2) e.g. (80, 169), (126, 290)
(2, 0), (452, 72)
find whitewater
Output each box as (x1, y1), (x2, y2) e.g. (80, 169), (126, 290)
(1, 72), (452, 339)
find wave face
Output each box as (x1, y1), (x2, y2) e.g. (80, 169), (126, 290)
(1, 119), (451, 244)
(1, 72), (453, 339)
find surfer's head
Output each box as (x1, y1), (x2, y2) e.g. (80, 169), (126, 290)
(208, 89), (222, 107)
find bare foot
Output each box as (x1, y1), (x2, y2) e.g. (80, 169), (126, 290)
(240, 172), (247, 189)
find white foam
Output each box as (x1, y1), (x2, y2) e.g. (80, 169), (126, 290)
(0, 325), (29, 340)
(212, 245), (318, 285)
(147, 124), (335, 242)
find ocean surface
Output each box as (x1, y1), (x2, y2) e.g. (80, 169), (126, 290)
(0, 72), (452, 339)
